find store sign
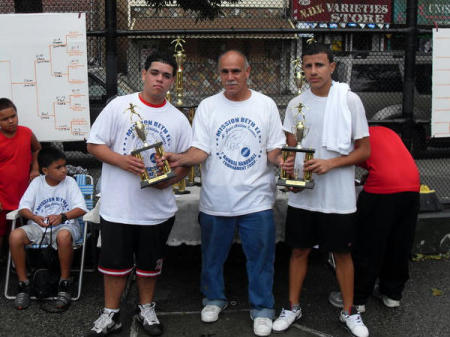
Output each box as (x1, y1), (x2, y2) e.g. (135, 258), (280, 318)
(292, 0), (391, 24)
(394, 0), (450, 25)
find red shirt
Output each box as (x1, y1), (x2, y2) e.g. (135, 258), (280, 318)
(360, 126), (420, 194)
(0, 126), (33, 209)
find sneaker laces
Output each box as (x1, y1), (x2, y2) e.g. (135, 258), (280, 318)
(347, 313), (364, 325)
(92, 311), (114, 332)
(139, 303), (160, 325)
(278, 308), (288, 318)
(278, 307), (300, 319)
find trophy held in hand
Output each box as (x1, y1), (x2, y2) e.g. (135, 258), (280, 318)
(278, 59), (315, 189)
(127, 103), (176, 188)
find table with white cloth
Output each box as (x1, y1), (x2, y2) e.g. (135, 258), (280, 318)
(169, 186), (289, 246)
(85, 187), (289, 246)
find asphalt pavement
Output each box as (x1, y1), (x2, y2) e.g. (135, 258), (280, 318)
(0, 243), (449, 337)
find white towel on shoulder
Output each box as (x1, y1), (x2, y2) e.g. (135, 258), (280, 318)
(321, 81), (352, 155)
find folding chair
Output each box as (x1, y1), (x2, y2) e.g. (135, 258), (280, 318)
(3, 174), (95, 301)
(72, 174), (95, 300)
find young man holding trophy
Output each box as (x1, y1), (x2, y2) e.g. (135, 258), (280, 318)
(160, 50), (293, 337)
(272, 42), (371, 337)
(86, 51), (192, 336)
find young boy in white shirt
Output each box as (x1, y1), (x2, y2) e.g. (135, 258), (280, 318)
(9, 147), (87, 310)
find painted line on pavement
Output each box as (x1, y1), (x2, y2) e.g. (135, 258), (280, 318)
(157, 308), (250, 316)
(292, 323), (335, 337)
(143, 309), (335, 337)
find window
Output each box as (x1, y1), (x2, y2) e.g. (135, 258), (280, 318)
(350, 64), (403, 92)
(352, 33), (372, 51)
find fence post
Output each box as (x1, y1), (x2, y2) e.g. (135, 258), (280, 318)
(402, 0), (418, 150)
(105, 0), (118, 100)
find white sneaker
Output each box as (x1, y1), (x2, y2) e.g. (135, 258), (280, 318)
(201, 304), (225, 323)
(381, 295), (400, 308)
(137, 303), (163, 336)
(328, 291), (366, 313)
(87, 309), (122, 336)
(340, 309), (369, 337)
(253, 317), (272, 336)
(373, 284), (400, 308)
(272, 308), (302, 332)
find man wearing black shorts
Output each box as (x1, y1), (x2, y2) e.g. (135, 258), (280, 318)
(85, 51), (192, 336)
(272, 42), (370, 337)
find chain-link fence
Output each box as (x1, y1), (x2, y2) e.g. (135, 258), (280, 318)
(1, 0), (450, 203)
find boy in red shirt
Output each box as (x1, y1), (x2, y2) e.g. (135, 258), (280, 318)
(0, 98), (41, 258)
(329, 126), (420, 312)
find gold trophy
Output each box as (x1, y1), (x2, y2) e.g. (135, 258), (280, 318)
(126, 103), (176, 188)
(186, 107), (201, 187)
(186, 108), (196, 186)
(171, 37), (186, 107)
(278, 59), (315, 189)
(293, 58), (304, 95)
(170, 37), (191, 194)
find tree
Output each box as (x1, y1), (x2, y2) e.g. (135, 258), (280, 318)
(14, 0), (239, 20)
(145, 0), (242, 20)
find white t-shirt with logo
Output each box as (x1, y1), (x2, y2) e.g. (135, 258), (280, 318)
(19, 175), (88, 232)
(87, 93), (192, 225)
(192, 90), (285, 216)
(283, 89), (369, 214)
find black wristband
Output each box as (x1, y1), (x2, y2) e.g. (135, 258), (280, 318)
(60, 213), (68, 223)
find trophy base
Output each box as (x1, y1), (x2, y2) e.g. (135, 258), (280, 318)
(188, 177), (202, 187)
(141, 171), (176, 189)
(282, 146), (315, 154)
(174, 189), (191, 195)
(277, 178), (314, 189)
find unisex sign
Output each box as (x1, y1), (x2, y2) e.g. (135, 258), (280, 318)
(292, 0), (391, 24)
(394, 0), (450, 25)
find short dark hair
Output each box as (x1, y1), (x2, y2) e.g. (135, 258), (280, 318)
(302, 42), (334, 63)
(38, 147), (66, 172)
(0, 98), (17, 112)
(143, 51), (177, 76)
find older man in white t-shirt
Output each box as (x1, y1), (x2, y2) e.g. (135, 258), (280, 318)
(162, 50), (292, 337)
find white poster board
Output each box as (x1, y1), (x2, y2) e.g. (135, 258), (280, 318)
(432, 28), (450, 138)
(0, 13), (90, 141)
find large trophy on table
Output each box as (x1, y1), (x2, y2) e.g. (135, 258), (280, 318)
(277, 59), (315, 189)
(171, 37), (186, 107)
(126, 103), (176, 188)
(169, 37), (191, 194)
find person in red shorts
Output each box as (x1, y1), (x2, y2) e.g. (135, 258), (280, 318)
(329, 125), (420, 312)
(0, 98), (41, 259)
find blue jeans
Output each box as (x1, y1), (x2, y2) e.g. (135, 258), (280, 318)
(199, 210), (275, 319)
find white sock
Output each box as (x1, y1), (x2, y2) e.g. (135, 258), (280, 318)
(104, 307), (119, 314)
(139, 303), (153, 310)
